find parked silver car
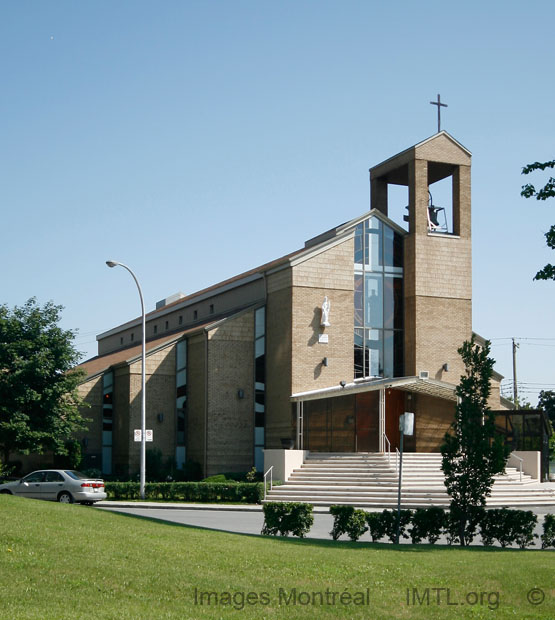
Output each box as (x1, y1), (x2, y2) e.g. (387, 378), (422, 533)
(0, 469), (107, 504)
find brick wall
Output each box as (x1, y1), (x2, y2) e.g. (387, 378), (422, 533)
(206, 311), (255, 475)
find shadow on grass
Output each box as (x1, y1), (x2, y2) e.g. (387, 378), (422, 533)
(95, 507), (538, 554)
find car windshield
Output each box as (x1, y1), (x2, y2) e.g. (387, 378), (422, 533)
(64, 470), (92, 480)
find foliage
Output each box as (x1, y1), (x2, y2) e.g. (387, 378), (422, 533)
(329, 505), (368, 541)
(245, 467), (258, 482)
(521, 159), (555, 280)
(105, 481), (264, 503)
(365, 511), (387, 542)
(444, 506), (484, 546)
(0, 298), (88, 464)
(53, 439), (83, 470)
(538, 390), (555, 426)
(541, 513), (555, 549)
(441, 336), (510, 545)
(261, 502), (314, 537)
(480, 508), (537, 549)
(365, 509), (411, 543)
(409, 507), (446, 544)
(202, 469), (262, 483)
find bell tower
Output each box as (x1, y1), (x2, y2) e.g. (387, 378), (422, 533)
(369, 132), (472, 380)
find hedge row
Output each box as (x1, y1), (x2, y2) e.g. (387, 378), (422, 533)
(105, 481), (264, 503)
(332, 506), (548, 549)
(261, 502), (314, 537)
(261, 503), (555, 549)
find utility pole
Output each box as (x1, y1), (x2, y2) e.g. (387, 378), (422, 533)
(512, 338), (519, 408)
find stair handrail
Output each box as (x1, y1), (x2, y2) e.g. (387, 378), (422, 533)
(395, 448), (400, 475)
(382, 432), (391, 465)
(511, 453), (523, 482)
(263, 466), (273, 500)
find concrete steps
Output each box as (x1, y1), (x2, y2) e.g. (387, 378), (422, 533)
(264, 452), (555, 508)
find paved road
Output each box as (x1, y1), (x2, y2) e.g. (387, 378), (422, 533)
(96, 504), (552, 549)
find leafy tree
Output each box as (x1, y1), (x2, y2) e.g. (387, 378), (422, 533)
(538, 390), (555, 426)
(521, 159), (555, 280)
(441, 336), (510, 546)
(0, 298), (88, 465)
(538, 391), (555, 462)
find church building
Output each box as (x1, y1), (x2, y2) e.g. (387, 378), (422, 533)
(76, 132), (510, 478)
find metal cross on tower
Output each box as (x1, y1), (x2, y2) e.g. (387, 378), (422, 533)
(429, 94), (448, 133)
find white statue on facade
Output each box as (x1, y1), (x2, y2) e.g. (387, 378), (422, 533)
(321, 296), (331, 327)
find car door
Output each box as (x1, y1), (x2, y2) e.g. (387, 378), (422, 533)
(16, 471), (46, 498)
(42, 471), (66, 500)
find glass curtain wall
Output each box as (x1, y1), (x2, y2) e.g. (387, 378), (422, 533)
(102, 371), (114, 475)
(354, 216), (404, 378)
(176, 340), (187, 470)
(254, 307), (266, 471)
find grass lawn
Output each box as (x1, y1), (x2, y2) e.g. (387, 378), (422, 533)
(0, 496), (553, 619)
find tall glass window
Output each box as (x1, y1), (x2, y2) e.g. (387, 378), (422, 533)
(254, 307), (265, 472)
(176, 340), (187, 470)
(354, 216), (404, 378)
(102, 371), (114, 475)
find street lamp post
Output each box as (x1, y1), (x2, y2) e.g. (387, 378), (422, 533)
(106, 260), (146, 500)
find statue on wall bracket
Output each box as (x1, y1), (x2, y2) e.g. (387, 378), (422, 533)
(321, 296), (331, 327)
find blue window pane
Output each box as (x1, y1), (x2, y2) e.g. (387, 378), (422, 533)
(255, 307), (265, 339)
(176, 341), (187, 370)
(354, 224), (363, 265)
(366, 217), (382, 269)
(366, 329), (382, 377)
(365, 274), (383, 328)
(354, 275), (363, 327)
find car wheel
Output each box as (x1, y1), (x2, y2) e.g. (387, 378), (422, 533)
(0, 490), (12, 494)
(58, 491), (74, 504)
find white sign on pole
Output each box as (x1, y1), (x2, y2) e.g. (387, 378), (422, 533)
(399, 412), (414, 436)
(134, 429), (141, 442)
(134, 429), (153, 441)
(145, 429), (153, 442)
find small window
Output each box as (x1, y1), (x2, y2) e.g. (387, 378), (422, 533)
(120, 337), (123, 345)
(209, 304), (214, 314)
(165, 321), (169, 330)
(179, 315), (183, 325)
(131, 333), (134, 341)
(45, 471), (64, 482)
(154, 325), (158, 335)
(193, 310), (198, 320)
(23, 472), (45, 483)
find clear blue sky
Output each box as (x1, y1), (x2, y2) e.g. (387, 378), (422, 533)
(1, 1), (554, 404)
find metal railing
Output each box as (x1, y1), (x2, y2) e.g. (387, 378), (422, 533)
(395, 448), (400, 475)
(263, 465), (273, 500)
(511, 453), (523, 482)
(382, 432), (391, 465)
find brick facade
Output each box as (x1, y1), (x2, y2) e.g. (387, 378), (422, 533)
(69, 132), (508, 478)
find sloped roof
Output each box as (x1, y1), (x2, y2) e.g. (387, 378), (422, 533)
(79, 323), (209, 381)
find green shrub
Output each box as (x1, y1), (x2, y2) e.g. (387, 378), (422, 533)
(329, 506), (368, 541)
(511, 510), (538, 549)
(105, 481), (264, 503)
(409, 507), (446, 544)
(479, 508), (537, 549)
(445, 506), (484, 546)
(261, 502), (314, 537)
(541, 514), (555, 549)
(202, 474), (230, 483)
(366, 510), (411, 543)
(365, 512), (386, 542)
(479, 509), (503, 547)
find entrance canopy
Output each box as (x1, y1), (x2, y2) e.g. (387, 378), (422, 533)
(291, 376), (458, 403)
(291, 377), (458, 453)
